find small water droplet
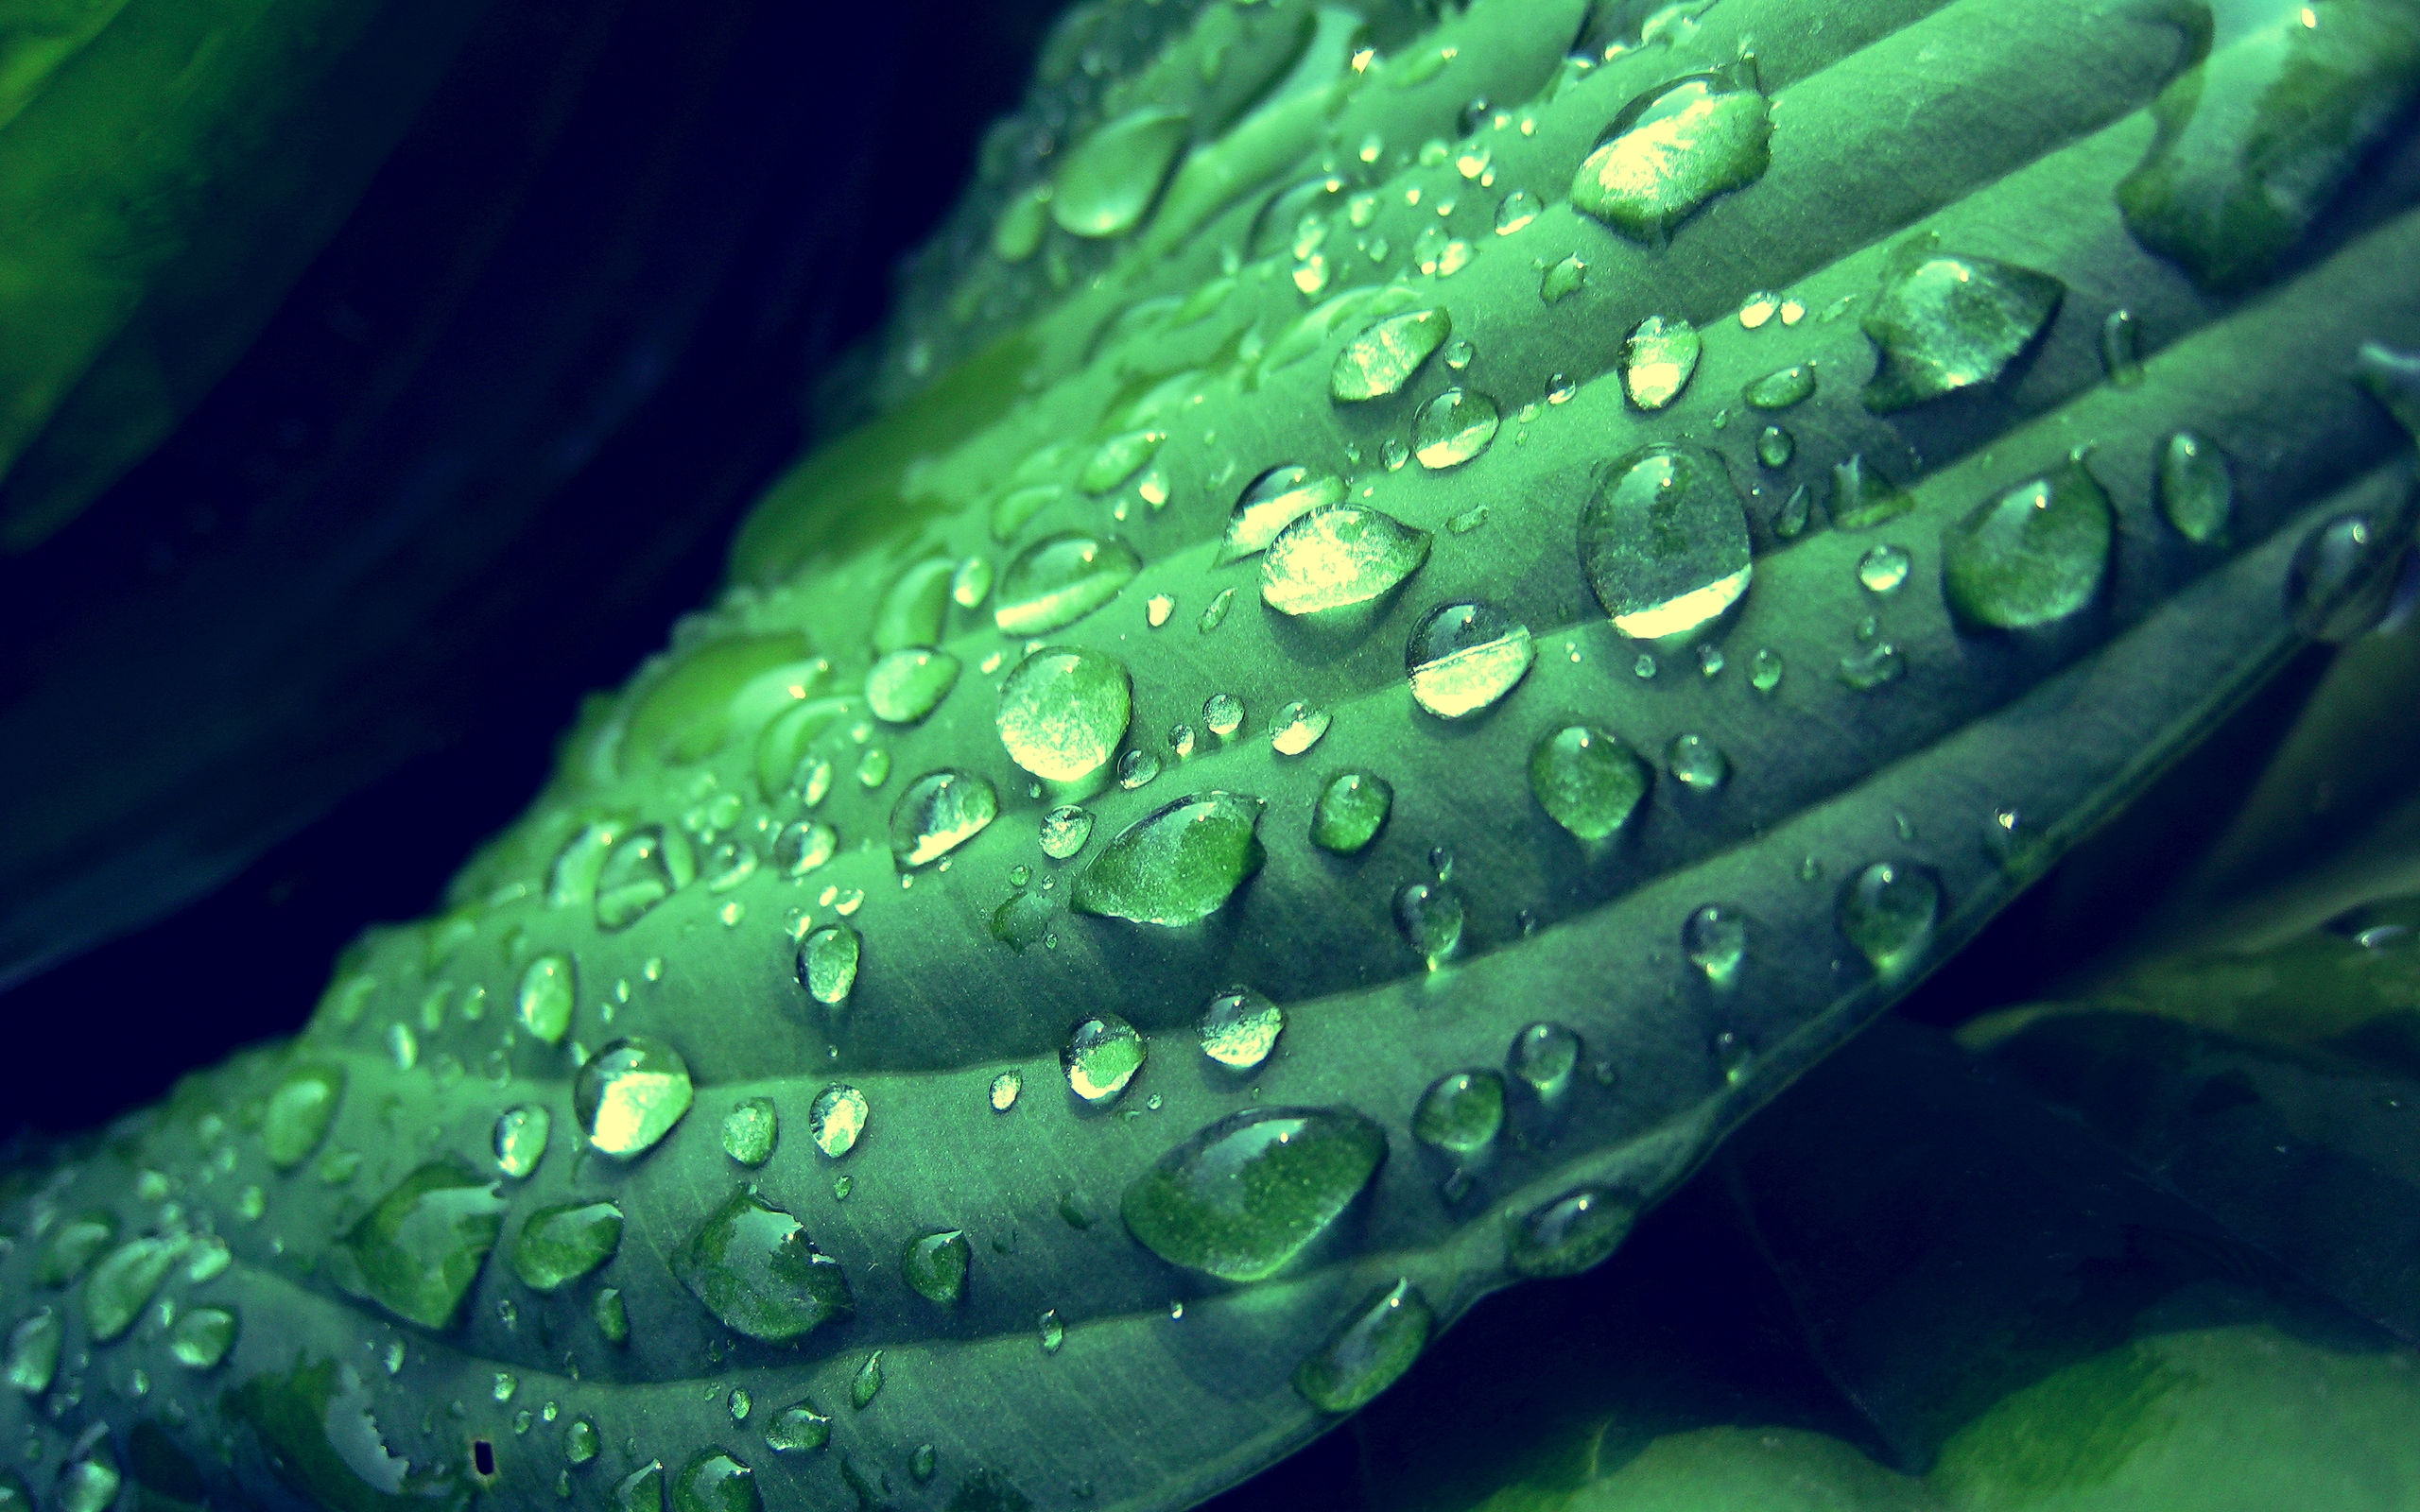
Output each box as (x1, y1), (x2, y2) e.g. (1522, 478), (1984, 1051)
(795, 926), (861, 1008)
(1413, 1071), (1504, 1155)
(1393, 882), (1465, 968)
(1510, 1022), (1582, 1098)
(1310, 770), (1392, 854)
(1117, 748), (1163, 789)
(1201, 692), (1245, 739)
(1270, 700), (1333, 755)
(2156, 431), (2233, 545)
(1509, 1187), (1634, 1277)
(1665, 733), (1729, 792)
(721, 1097), (779, 1167)
(889, 770), (997, 868)
(1618, 316), (1699, 410)
(493, 1105), (550, 1179)
(807, 1085), (869, 1159)
(672, 1191), (851, 1341)
(1530, 726), (1651, 839)
(1838, 862), (1941, 974)
(1331, 309), (1452, 402)
(1038, 1311), (1065, 1354)
(575, 1038), (693, 1159)
(2288, 509), (2414, 642)
(1293, 1280), (1432, 1413)
(1411, 388), (1501, 470)
(1683, 904), (1747, 986)
(1742, 365), (1816, 409)
(1198, 988), (1284, 1071)
(1063, 1016), (1147, 1104)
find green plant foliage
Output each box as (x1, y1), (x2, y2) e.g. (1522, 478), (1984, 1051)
(5, 0), (2419, 1507)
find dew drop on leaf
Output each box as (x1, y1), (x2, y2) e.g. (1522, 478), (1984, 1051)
(1510, 1022), (1582, 1098)
(1330, 308), (1452, 402)
(262, 1063), (344, 1170)
(903, 1231), (970, 1305)
(1837, 861), (1942, 974)
(1580, 444), (1752, 640)
(1406, 601), (1533, 717)
(1858, 544), (1911, 594)
(671, 1450), (759, 1512)
(997, 647), (1132, 784)
(165, 1305), (235, 1371)
(1198, 988), (1284, 1071)
(1393, 882), (1465, 968)
(2156, 431), (2234, 545)
(2287, 509), (2416, 643)
(1412, 1071), (1504, 1155)
(1262, 507), (1432, 615)
(1223, 465), (1345, 561)
(865, 649), (960, 725)
(1270, 700), (1333, 756)
(337, 1161), (509, 1329)
(1509, 1187), (1635, 1277)
(795, 926), (861, 1007)
(83, 1237), (183, 1341)
(1828, 454), (1915, 529)
(574, 1038), (693, 1159)
(1754, 424), (1794, 467)
(1411, 388), (1500, 469)
(1292, 1279), (1432, 1413)
(1571, 64), (1772, 240)
(989, 1071), (1023, 1112)
(510, 1201), (624, 1292)
(1063, 1015), (1147, 1104)
(1665, 732), (1729, 793)
(763, 1400), (830, 1454)
(808, 1084), (869, 1159)
(720, 1097), (778, 1167)
(1073, 792), (1266, 925)
(4, 1312), (60, 1393)
(1941, 458), (2114, 629)
(1859, 247), (2065, 412)
(595, 826), (693, 933)
(493, 1105), (549, 1179)
(1683, 904), (1748, 987)
(1530, 726), (1651, 840)
(1038, 1310), (1065, 1354)
(1618, 316), (1699, 410)
(1039, 804), (1095, 859)
(1120, 1107), (1389, 1280)
(1311, 770), (1392, 854)
(851, 1351), (884, 1409)
(1741, 364), (1816, 410)
(671, 1191), (852, 1342)
(889, 770), (997, 868)
(994, 533), (1141, 635)
(1202, 693), (1244, 738)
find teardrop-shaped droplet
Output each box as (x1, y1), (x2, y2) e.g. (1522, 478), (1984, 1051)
(514, 954), (575, 1046)
(83, 1237), (186, 1341)
(865, 649), (960, 725)
(1754, 424), (1794, 467)
(1063, 1014), (1148, 1104)
(337, 1161), (509, 1329)
(1741, 364), (1815, 409)
(672, 1451), (760, 1512)
(995, 533), (1141, 635)
(1039, 804), (1094, 859)
(875, 559), (955, 654)
(1223, 465), (1346, 561)
(262, 1062), (345, 1169)
(2288, 509), (2415, 643)
(1682, 904), (1748, 986)
(763, 1400), (832, 1454)
(1509, 1186), (1635, 1277)
(1406, 601), (1534, 717)
(1079, 429), (1168, 494)
(5, 1311), (60, 1393)
(1270, 699), (1333, 755)
(493, 1105), (549, 1179)
(671, 1190), (853, 1342)
(796, 926), (860, 1007)
(808, 1084), (869, 1159)
(574, 1037), (694, 1159)
(1412, 388), (1501, 469)
(2100, 309), (2146, 387)
(1263, 507), (1433, 615)
(595, 825), (694, 932)
(2156, 431), (2234, 544)
(1510, 1022), (1582, 1097)
(1530, 725), (1651, 840)
(1394, 882), (1465, 968)
(902, 1231), (969, 1307)
(1495, 190), (1542, 234)
(996, 647), (1132, 783)
(889, 769), (997, 868)
(1619, 316), (1699, 410)
(721, 1097), (779, 1167)
(1941, 458), (2114, 629)
(1860, 247), (2065, 412)
(951, 556), (992, 608)
(1571, 63), (1772, 240)
(34, 1212), (114, 1286)
(1330, 309), (1452, 402)
(1051, 106), (1191, 238)
(1293, 1279), (1433, 1413)
(1311, 770), (1392, 854)
(509, 1200), (624, 1292)
(1198, 987), (1284, 1071)
(1412, 1070), (1504, 1156)
(1073, 792), (1266, 925)
(1580, 443), (1753, 640)
(1121, 1107), (1388, 1280)
(1837, 861), (1941, 974)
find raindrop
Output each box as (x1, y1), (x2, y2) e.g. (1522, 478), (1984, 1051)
(890, 769), (997, 868)
(1223, 466), (1346, 562)
(509, 1200), (624, 1293)
(1147, 593), (1175, 627)
(1063, 1016), (1147, 1104)
(1412, 1071), (1504, 1155)
(2156, 432), (2233, 545)
(1080, 430), (1167, 494)
(1665, 732), (1729, 792)
(996, 647), (1131, 784)
(1683, 904), (1747, 986)
(493, 1106), (550, 1179)
(2100, 309), (2146, 387)
(771, 820), (837, 878)
(1571, 62), (1772, 240)
(1394, 882), (1465, 967)
(851, 1352), (884, 1409)
(671, 1450), (760, 1512)
(1830, 454), (1914, 529)
(1942, 458), (2114, 629)
(1580, 443), (1753, 640)
(808, 1085), (869, 1159)
(1837, 862), (1941, 974)
(1198, 988), (1284, 1071)
(1038, 1311), (1065, 1354)
(1509, 1187), (1634, 1277)
(1120, 1107), (1388, 1280)
(1837, 642), (1907, 690)
(2289, 510), (2413, 642)
(1741, 365), (1815, 409)
(1618, 316), (1699, 410)
(1541, 254), (1588, 303)
(1412, 389), (1501, 469)
(595, 826), (693, 933)
(5, 1313), (60, 1393)
(1406, 601), (1533, 717)
(1293, 1280), (1432, 1413)
(1774, 482), (1812, 538)
(1051, 106), (1191, 238)
(865, 649), (960, 725)
(1262, 507), (1432, 615)
(574, 1038), (694, 1159)
(1860, 246), (2065, 412)
(1311, 770), (1392, 854)
(1754, 425), (1793, 467)
(1750, 647), (1785, 694)
(1270, 701), (1333, 755)
(1494, 190), (1541, 234)
(337, 1162), (509, 1329)
(1039, 804), (1095, 859)
(1510, 1022), (1582, 1097)
(1198, 587), (1236, 632)
(1858, 544), (1911, 594)
(763, 1401), (831, 1454)
(262, 1062), (345, 1169)
(989, 1071), (1023, 1112)
(1072, 792), (1267, 927)
(1117, 748), (1162, 789)
(995, 534), (1141, 634)
(1530, 726), (1651, 839)
(951, 556), (992, 609)
(721, 1097), (779, 1167)
(903, 1231), (970, 1306)
(672, 1191), (852, 1341)
(1202, 693), (1245, 738)
(1330, 309), (1453, 403)
(1443, 337), (1475, 371)
(1737, 291), (1781, 328)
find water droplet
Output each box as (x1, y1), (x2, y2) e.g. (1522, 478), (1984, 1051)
(1037, 1311), (1065, 1354)
(1530, 726), (1651, 839)
(1754, 425), (1794, 468)
(789, 925), (861, 1012)
(1828, 453), (1914, 529)
(1270, 700), (1333, 755)
(337, 1161), (508, 1328)
(1406, 601), (1533, 717)
(1742, 365), (1816, 409)
(1198, 988), (1284, 1070)
(1838, 862), (1941, 974)
(671, 1450), (760, 1512)
(1698, 643), (1725, 678)
(1837, 642), (1906, 690)
(722, 1097), (779, 1167)
(759, 1399), (829, 1456)
(951, 556), (992, 609)
(1494, 190), (1541, 234)
(1443, 337), (1475, 371)
(1510, 1022), (1582, 1097)
(808, 1084), (869, 1159)
(1618, 316), (1699, 409)
(263, 1062), (345, 1169)
(673, 1191), (852, 1341)
(768, 821), (835, 882)
(1540, 253), (1588, 303)
(1860, 246), (2065, 412)
(1063, 1015), (1147, 1104)
(911, 1445), (936, 1484)
(1262, 507), (1432, 614)
(1071, 791), (1267, 925)
(1039, 804), (1095, 859)
(1051, 105), (1190, 238)
(1683, 904), (1747, 986)
(2156, 431), (2233, 544)
(614, 1460), (661, 1512)
(1572, 62), (1772, 240)
(1117, 748), (1162, 789)
(1222, 466), (1345, 562)
(1858, 544), (1911, 594)
(1581, 443), (1753, 640)
(889, 769), (997, 868)
(1665, 732), (1729, 792)
(4, 1309), (60, 1393)
(1330, 308), (1452, 402)
(1737, 290), (1781, 328)
(726, 1388), (753, 1425)
(1411, 388), (1501, 469)
(510, 1200), (623, 1292)
(1310, 770), (1392, 855)
(595, 826), (693, 933)
(989, 1071), (1023, 1112)
(1509, 1187), (1635, 1276)
(903, 1231), (970, 1306)
(995, 534), (1140, 635)
(850, 1352), (884, 1409)
(1412, 1071), (1504, 1155)
(1120, 1107), (1387, 1280)
(574, 1038), (693, 1159)
(1394, 882), (1465, 967)
(865, 649), (960, 725)
(1293, 1279), (1432, 1415)
(1080, 430), (1168, 494)
(56, 1443), (120, 1512)
(1942, 458), (2114, 629)
(2097, 308), (2147, 387)
(593, 1288), (629, 1344)
(505, 956), (575, 1048)
(1197, 586), (1236, 633)
(2289, 509), (2414, 642)
(1202, 693), (1245, 738)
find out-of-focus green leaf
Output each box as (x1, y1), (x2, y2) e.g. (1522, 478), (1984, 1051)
(6, 0), (2420, 1508)
(0, 0), (493, 549)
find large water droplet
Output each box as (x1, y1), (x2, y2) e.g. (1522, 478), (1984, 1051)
(574, 1037), (694, 1159)
(722, 1097), (778, 1167)
(1530, 726), (1651, 840)
(2289, 509), (2415, 642)
(337, 1161), (508, 1329)
(82, 1237), (184, 1341)
(1394, 882), (1465, 968)
(1063, 1015), (1148, 1104)
(1571, 62), (1772, 240)
(1838, 862), (1941, 973)
(263, 1062), (345, 1169)
(1941, 458), (2114, 629)
(763, 1401), (831, 1454)
(1052, 106), (1191, 238)
(875, 560), (955, 655)
(1412, 1071), (1504, 1155)
(1406, 601), (1533, 717)
(796, 926), (861, 1007)
(809, 1084), (869, 1158)
(866, 649), (960, 725)
(1619, 316), (1699, 410)
(516, 954), (575, 1046)
(1198, 988), (1284, 1071)
(1683, 904), (1747, 986)
(1262, 507), (1432, 614)
(1509, 1187), (1635, 1276)
(671, 1450), (761, 1512)
(1311, 770), (1392, 854)
(1073, 791), (1266, 925)
(1120, 1107), (1388, 1280)
(1581, 443), (1753, 640)
(672, 1191), (853, 1342)
(168, 1305), (237, 1369)
(1860, 246), (2065, 412)
(1223, 465), (1346, 562)
(493, 1105), (549, 1179)
(510, 1200), (624, 1292)
(595, 826), (695, 932)
(995, 533), (1141, 635)
(890, 769), (997, 868)
(996, 647), (1132, 783)
(6, 1311), (61, 1392)
(1411, 388), (1501, 469)
(2157, 431), (2234, 544)
(903, 1231), (970, 1306)
(1330, 308), (1452, 402)
(1293, 1280), (1432, 1413)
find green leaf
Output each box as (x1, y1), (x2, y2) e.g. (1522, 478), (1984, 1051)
(9, 0), (2420, 1508)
